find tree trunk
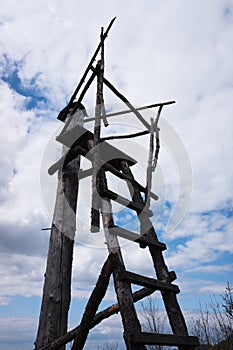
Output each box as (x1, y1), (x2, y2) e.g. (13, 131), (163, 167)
(35, 106), (84, 350)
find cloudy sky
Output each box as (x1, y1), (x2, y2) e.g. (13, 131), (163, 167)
(0, 0), (233, 349)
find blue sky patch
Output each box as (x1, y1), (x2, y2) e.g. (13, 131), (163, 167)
(0, 54), (48, 110)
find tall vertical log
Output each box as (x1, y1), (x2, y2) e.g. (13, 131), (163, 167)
(98, 168), (146, 350)
(97, 167), (146, 350)
(145, 118), (155, 209)
(35, 106), (84, 350)
(89, 28), (146, 349)
(91, 26), (106, 232)
(90, 60), (102, 232)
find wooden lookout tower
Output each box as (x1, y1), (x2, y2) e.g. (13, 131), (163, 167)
(35, 19), (200, 350)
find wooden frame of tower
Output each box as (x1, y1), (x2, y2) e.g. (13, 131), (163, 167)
(35, 18), (200, 350)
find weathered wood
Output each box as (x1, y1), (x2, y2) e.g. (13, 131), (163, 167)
(120, 271), (180, 293)
(145, 106), (162, 207)
(133, 332), (199, 347)
(120, 161), (190, 349)
(71, 255), (115, 350)
(35, 107), (84, 350)
(37, 287), (155, 350)
(35, 226), (74, 350)
(152, 105), (162, 171)
(48, 142), (135, 176)
(86, 36), (146, 348)
(76, 70), (96, 106)
(109, 226), (166, 250)
(90, 29), (105, 233)
(111, 254), (147, 350)
(90, 65), (150, 130)
(100, 188), (153, 216)
(102, 129), (149, 141)
(102, 75), (150, 130)
(96, 169), (145, 350)
(49, 149), (158, 201)
(120, 161), (145, 206)
(84, 100), (176, 124)
(101, 163), (158, 201)
(99, 27), (108, 127)
(145, 118), (155, 208)
(98, 167), (116, 249)
(91, 104), (143, 350)
(37, 17), (196, 350)
(58, 17), (116, 122)
(55, 123), (137, 169)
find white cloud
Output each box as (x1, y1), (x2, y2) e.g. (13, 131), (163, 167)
(163, 210), (233, 272)
(0, 317), (37, 350)
(0, 0), (233, 348)
(0, 253), (45, 298)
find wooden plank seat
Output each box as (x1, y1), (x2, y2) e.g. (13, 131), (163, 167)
(56, 124), (137, 171)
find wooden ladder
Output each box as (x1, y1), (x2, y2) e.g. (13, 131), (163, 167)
(70, 153), (199, 350)
(37, 19), (199, 350)
(69, 21), (199, 349)
(107, 162), (199, 350)
(68, 47), (199, 348)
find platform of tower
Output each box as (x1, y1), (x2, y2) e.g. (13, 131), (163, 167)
(35, 18), (200, 350)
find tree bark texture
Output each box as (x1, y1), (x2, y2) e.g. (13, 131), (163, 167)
(38, 287), (154, 350)
(35, 107), (84, 350)
(111, 253), (147, 350)
(71, 255), (115, 350)
(120, 161), (190, 349)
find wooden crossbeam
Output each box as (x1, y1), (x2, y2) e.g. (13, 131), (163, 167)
(37, 287), (155, 350)
(120, 271), (180, 293)
(133, 332), (199, 347)
(76, 162), (159, 201)
(56, 123), (137, 166)
(84, 100), (176, 124)
(100, 188), (153, 216)
(71, 254), (115, 350)
(58, 17), (116, 122)
(75, 71), (96, 106)
(102, 129), (149, 141)
(90, 65), (150, 129)
(109, 226), (166, 250)
(48, 142), (136, 175)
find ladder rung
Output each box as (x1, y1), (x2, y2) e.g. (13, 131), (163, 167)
(120, 271), (180, 293)
(78, 165), (159, 201)
(101, 189), (153, 216)
(109, 226), (166, 250)
(133, 332), (199, 346)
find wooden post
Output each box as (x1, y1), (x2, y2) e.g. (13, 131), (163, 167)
(90, 66), (150, 130)
(97, 167), (146, 350)
(58, 17), (116, 121)
(120, 161), (190, 350)
(37, 287), (154, 350)
(88, 28), (146, 349)
(90, 26), (106, 232)
(71, 255), (115, 350)
(35, 105), (85, 350)
(145, 118), (155, 209)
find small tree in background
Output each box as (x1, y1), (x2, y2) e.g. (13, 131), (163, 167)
(140, 296), (167, 350)
(190, 282), (233, 349)
(222, 281), (233, 321)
